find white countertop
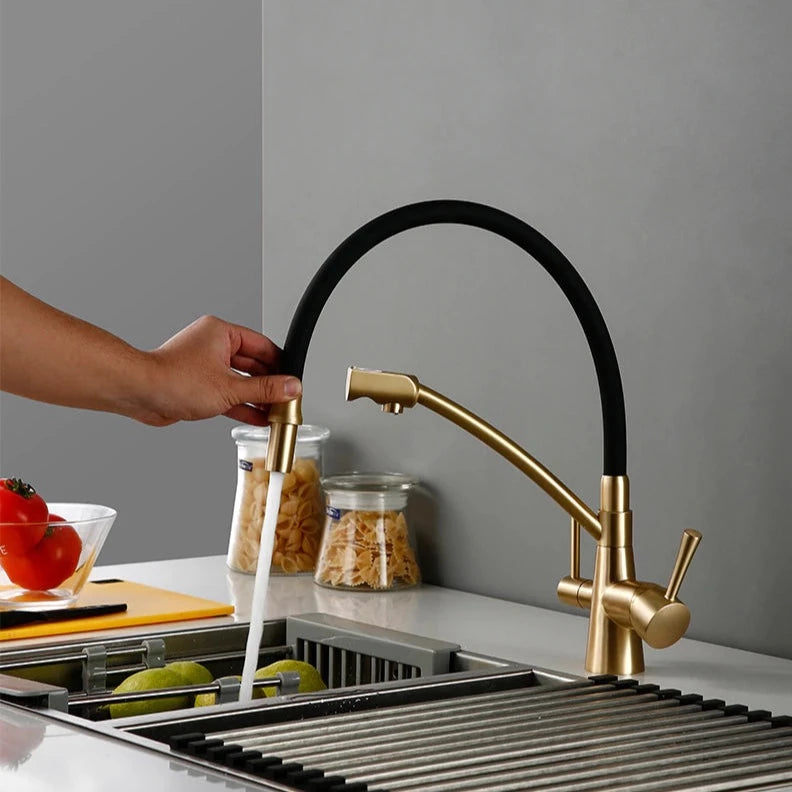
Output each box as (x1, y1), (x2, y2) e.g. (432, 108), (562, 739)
(2, 555), (792, 791)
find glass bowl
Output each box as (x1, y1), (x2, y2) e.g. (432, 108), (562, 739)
(0, 503), (116, 610)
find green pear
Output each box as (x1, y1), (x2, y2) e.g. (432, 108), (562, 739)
(109, 668), (190, 719)
(254, 660), (326, 697)
(165, 661), (213, 686)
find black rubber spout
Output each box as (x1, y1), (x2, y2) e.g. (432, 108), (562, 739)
(281, 200), (627, 475)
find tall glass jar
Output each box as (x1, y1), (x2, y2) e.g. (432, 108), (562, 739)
(227, 425), (329, 575)
(314, 473), (421, 591)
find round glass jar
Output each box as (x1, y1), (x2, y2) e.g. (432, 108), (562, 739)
(227, 424), (330, 575)
(314, 473), (421, 591)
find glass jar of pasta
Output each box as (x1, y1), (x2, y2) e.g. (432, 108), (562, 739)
(314, 473), (421, 591)
(227, 424), (330, 575)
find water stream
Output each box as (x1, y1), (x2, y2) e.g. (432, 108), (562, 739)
(239, 470), (284, 703)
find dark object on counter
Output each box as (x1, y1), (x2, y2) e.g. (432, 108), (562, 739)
(0, 602), (127, 629)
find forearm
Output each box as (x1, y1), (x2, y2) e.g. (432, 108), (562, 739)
(1, 277), (299, 427)
(0, 277), (155, 420)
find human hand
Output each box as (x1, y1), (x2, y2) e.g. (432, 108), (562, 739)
(137, 315), (301, 427)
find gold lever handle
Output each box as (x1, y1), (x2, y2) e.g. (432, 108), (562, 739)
(557, 519), (594, 610)
(570, 518), (580, 579)
(665, 529), (702, 602)
(602, 528), (703, 649)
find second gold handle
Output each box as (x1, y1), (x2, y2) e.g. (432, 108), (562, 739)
(665, 529), (703, 602)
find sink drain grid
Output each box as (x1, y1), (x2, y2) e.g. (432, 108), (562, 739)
(170, 675), (792, 792)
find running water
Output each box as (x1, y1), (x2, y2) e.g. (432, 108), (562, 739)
(239, 470), (284, 703)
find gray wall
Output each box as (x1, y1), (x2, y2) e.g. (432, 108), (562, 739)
(261, 0), (792, 660)
(0, 1), (262, 564)
(2, 1), (791, 660)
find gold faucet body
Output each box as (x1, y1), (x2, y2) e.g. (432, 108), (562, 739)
(580, 477), (644, 675)
(342, 367), (702, 676)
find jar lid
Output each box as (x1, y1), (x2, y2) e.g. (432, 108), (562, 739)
(232, 424), (330, 444)
(321, 472), (417, 511)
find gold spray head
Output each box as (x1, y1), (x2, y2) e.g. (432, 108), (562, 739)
(264, 396), (303, 473)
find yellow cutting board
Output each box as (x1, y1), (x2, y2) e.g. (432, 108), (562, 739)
(0, 579), (234, 641)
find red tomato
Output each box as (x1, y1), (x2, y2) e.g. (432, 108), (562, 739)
(0, 478), (48, 557)
(1, 515), (83, 591)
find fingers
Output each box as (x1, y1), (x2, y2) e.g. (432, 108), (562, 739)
(224, 404), (271, 427)
(230, 324), (281, 368)
(231, 373), (302, 406)
(230, 355), (274, 378)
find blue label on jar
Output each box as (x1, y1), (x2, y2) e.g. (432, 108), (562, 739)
(326, 506), (342, 520)
(238, 459), (254, 472)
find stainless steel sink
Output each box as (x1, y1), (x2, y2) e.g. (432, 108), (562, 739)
(2, 613), (791, 791)
(0, 612), (545, 723)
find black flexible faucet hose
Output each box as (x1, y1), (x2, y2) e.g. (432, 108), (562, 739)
(280, 200), (627, 475)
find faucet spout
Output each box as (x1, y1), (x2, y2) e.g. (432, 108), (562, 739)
(346, 367), (601, 540)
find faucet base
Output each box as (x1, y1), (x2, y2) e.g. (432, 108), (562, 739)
(585, 541), (646, 675)
(585, 609), (645, 675)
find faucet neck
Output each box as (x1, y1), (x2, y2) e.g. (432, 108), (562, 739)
(601, 474), (630, 512)
(281, 200), (627, 475)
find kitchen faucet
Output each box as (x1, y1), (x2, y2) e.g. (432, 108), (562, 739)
(264, 199), (701, 675)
